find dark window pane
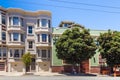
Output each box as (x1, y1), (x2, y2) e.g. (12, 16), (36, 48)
(3, 48), (6, 57)
(42, 50), (46, 58)
(9, 17), (11, 25)
(29, 41), (33, 48)
(2, 15), (6, 25)
(2, 32), (6, 40)
(13, 17), (19, 25)
(41, 19), (47, 27)
(37, 34), (40, 42)
(21, 34), (24, 42)
(48, 20), (51, 28)
(0, 48), (1, 57)
(28, 26), (33, 34)
(10, 49), (13, 57)
(48, 50), (50, 58)
(37, 19), (39, 27)
(14, 49), (19, 57)
(42, 34), (47, 42)
(13, 33), (19, 41)
(20, 18), (24, 26)
(49, 35), (51, 43)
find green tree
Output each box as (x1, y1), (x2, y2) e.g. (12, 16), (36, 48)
(22, 52), (32, 72)
(55, 27), (97, 73)
(97, 30), (120, 73)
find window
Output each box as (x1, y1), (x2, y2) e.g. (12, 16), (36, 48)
(2, 15), (6, 25)
(0, 48), (1, 57)
(13, 33), (19, 41)
(21, 50), (24, 57)
(41, 50), (47, 58)
(37, 34), (40, 42)
(13, 17), (19, 25)
(48, 50), (50, 58)
(9, 33), (11, 41)
(14, 49), (19, 57)
(37, 49), (41, 57)
(42, 34), (47, 42)
(29, 41), (33, 49)
(41, 19), (47, 27)
(20, 18), (24, 27)
(28, 26), (33, 34)
(2, 32), (6, 40)
(48, 20), (51, 28)
(3, 48), (6, 57)
(64, 23), (68, 27)
(48, 35), (51, 43)
(9, 17), (12, 25)
(37, 19), (39, 27)
(10, 49), (13, 57)
(21, 34), (24, 42)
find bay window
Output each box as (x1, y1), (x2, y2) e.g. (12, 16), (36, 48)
(3, 48), (6, 57)
(28, 41), (33, 49)
(2, 15), (6, 25)
(13, 33), (19, 41)
(14, 49), (19, 58)
(13, 17), (19, 25)
(2, 32), (6, 40)
(41, 19), (47, 27)
(28, 26), (33, 34)
(42, 34), (47, 42)
(41, 50), (47, 58)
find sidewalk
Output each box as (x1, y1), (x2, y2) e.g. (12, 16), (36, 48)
(0, 71), (24, 76)
(34, 72), (64, 76)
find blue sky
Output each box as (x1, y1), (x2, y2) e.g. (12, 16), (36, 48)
(0, 0), (120, 31)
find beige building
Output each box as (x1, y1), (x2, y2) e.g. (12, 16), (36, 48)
(0, 7), (52, 72)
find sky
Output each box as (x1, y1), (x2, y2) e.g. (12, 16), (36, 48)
(0, 0), (120, 31)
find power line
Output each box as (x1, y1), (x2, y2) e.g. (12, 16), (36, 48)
(3, 0), (120, 14)
(49, 0), (120, 9)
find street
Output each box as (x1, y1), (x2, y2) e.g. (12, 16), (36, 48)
(0, 76), (120, 80)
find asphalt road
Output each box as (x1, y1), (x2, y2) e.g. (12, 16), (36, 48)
(0, 76), (120, 80)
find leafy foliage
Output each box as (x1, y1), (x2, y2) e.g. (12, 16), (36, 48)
(98, 30), (120, 67)
(22, 52), (32, 67)
(55, 27), (97, 64)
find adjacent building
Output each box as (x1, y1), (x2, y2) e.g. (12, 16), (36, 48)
(52, 21), (107, 73)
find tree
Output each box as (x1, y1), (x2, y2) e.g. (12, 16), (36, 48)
(97, 30), (120, 73)
(55, 27), (97, 73)
(22, 52), (32, 73)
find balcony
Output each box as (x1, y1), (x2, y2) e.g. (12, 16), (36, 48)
(36, 57), (50, 62)
(35, 27), (52, 33)
(36, 42), (51, 47)
(7, 26), (25, 33)
(7, 41), (25, 47)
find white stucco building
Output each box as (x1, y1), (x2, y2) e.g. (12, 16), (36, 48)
(0, 7), (52, 72)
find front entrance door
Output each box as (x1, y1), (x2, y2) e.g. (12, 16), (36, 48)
(31, 58), (35, 72)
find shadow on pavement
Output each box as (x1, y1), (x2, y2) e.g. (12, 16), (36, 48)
(62, 73), (97, 76)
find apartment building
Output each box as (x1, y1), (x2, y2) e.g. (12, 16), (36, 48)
(0, 7), (52, 72)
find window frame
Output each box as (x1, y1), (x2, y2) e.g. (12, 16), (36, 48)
(42, 34), (47, 42)
(41, 19), (47, 27)
(13, 17), (19, 26)
(28, 26), (33, 34)
(13, 33), (19, 41)
(14, 49), (19, 58)
(28, 41), (33, 49)
(2, 15), (6, 25)
(2, 32), (6, 41)
(41, 50), (47, 58)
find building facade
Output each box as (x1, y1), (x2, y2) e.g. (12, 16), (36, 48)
(52, 21), (107, 73)
(0, 7), (108, 74)
(0, 7), (52, 72)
